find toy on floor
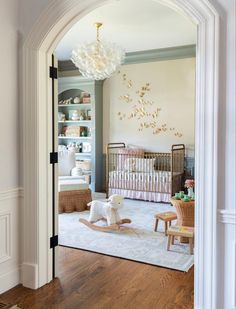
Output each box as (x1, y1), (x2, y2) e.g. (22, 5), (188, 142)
(79, 194), (131, 232)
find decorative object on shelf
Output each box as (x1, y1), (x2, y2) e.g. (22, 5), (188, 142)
(67, 142), (79, 152)
(82, 142), (91, 153)
(81, 92), (91, 104)
(71, 22), (125, 80)
(58, 144), (67, 151)
(185, 179), (195, 198)
(78, 142), (83, 153)
(73, 96), (80, 104)
(71, 166), (83, 176)
(80, 127), (87, 137)
(71, 110), (79, 121)
(87, 127), (92, 137)
(87, 110), (92, 120)
(79, 112), (84, 121)
(58, 98), (73, 105)
(63, 125), (81, 137)
(58, 112), (66, 121)
(69, 110), (76, 120)
(76, 159), (91, 171)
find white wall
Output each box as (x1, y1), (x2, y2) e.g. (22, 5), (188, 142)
(0, 0), (21, 294)
(103, 58), (195, 155)
(10, 0), (236, 308)
(0, 0), (19, 190)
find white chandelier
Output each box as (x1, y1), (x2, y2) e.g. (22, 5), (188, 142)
(71, 22), (125, 80)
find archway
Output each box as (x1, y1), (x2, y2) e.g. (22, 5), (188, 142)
(22, 0), (219, 308)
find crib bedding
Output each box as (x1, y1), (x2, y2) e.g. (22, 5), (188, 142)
(108, 170), (182, 202)
(109, 188), (170, 203)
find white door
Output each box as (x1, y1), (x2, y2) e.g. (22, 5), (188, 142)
(49, 54), (59, 278)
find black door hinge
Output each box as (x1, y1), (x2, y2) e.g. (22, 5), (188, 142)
(49, 66), (58, 79)
(50, 152), (58, 164)
(50, 235), (58, 249)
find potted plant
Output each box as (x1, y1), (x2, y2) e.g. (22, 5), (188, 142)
(185, 179), (195, 198)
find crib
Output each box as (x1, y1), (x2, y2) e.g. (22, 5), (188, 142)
(106, 143), (185, 203)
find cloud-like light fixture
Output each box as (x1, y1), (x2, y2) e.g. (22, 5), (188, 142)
(71, 22), (125, 80)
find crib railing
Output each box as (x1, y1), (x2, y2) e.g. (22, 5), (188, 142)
(106, 143), (185, 199)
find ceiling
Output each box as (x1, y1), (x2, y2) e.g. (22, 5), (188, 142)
(55, 0), (197, 61)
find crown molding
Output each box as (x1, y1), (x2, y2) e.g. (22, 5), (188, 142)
(58, 44), (196, 72)
(124, 44), (196, 65)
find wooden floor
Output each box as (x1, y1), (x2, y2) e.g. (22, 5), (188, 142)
(0, 247), (194, 309)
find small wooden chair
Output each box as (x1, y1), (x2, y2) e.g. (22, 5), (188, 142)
(167, 226), (194, 255)
(154, 212), (177, 236)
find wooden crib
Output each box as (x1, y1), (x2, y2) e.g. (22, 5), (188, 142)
(106, 143), (185, 203)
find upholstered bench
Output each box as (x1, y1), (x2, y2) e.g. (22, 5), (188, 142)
(154, 211), (177, 236)
(167, 225), (194, 255)
(59, 179), (92, 213)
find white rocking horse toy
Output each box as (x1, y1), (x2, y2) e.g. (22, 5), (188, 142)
(79, 194), (131, 232)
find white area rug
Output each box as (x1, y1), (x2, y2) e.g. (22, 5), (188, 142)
(59, 194), (194, 272)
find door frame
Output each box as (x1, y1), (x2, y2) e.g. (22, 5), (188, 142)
(21, 0), (219, 308)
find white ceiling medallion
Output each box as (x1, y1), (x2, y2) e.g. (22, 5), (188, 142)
(71, 22), (125, 80)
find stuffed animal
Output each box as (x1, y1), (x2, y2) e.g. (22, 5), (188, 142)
(79, 194), (131, 232)
(88, 194), (123, 226)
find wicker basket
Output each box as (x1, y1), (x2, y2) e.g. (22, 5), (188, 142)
(59, 189), (92, 213)
(170, 198), (195, 243)
(76, 160), (91, 171)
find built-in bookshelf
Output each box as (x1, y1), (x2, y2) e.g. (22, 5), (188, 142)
(58, 75), (103, 191)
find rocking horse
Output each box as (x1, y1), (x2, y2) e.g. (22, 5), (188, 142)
(79, 194), (131, 232)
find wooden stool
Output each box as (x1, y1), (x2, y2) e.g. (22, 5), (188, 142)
(167, 226), (194, 255)
(154, 212), (177, 236)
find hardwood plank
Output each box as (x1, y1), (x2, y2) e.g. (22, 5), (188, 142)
(0, 247), (194, 309)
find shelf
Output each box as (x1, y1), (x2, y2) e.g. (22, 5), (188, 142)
(58, 136), (91, 140)
(75, 153), (91, 157)
(81, 171), (92, 175)
(58, 103), (91, 108)
(58, 120), (91, 124)
(58, 78), (103, 192)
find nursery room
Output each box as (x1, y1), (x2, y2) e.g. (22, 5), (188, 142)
(55, 0), (196, 273)
(2, 0), (235, 308)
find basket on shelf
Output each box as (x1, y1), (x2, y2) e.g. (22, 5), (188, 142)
(63, 125), (81, 137)
(76, 160), (91, 171)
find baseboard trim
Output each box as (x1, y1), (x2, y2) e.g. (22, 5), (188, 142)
(21, 263), (38, 289)
(218, 209), (236, 225)
(0, 267), (21, 294)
